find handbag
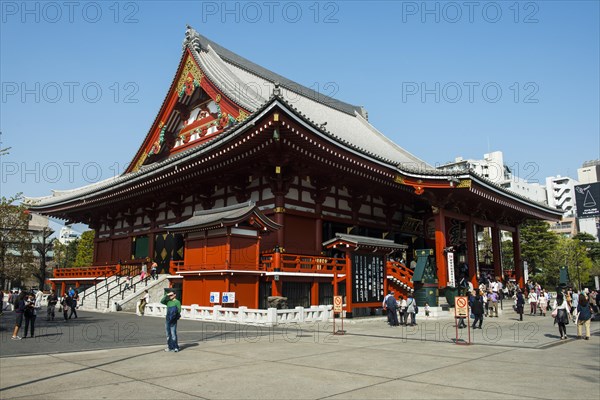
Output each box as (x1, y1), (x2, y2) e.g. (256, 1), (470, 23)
(551, 308), (558, 318)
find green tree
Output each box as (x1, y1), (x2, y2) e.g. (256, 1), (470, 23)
(501, 239), (514, 271)
(32, 227), (54, 290)
(52, 238), (79, 269)
(0, 194), (35, 288)
(520, 219), (559, 276)
(74, 230), (95, 267)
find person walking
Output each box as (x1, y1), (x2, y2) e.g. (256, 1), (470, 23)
(576, 294), (592, 340)
(11, 292), (27, 340)
(23, 294), (37, 338)
(384, 291), (399, 327)
(571, 291), (580, 323)
(538, 290), (548, 316)
(61, 293), (71, 321)
(528, 289), (538, 315)
(139, 290), (150, 316)
(406, 294), (417, 326)
(471, 289), (484, 329)
(161, 290), (181, 352)
(140, 262), (148, 281)
(489, 290), (499, 317)
(151, 262), (158, 280)
(553, 292), (571, 340)
(399, 296), (407, 325)
(69, 290), (79, 319)
(47, 290), (58, 321)
(515, 289), (525, 321)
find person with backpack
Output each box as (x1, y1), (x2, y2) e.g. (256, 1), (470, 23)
(161, 290), (181, 352)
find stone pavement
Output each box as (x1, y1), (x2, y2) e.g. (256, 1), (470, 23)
(0, 309), (599, 399)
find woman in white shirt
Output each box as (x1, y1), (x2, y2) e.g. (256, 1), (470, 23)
(528, 290), (538, 315)
(553, 292), (571, 340)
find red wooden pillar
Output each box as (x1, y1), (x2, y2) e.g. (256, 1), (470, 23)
(275, 193), (285, 247)
(492, 225), (502, 279)
(60, 282), (66, 296)
(271, 247), (283, 296)
(513, 228), (524, 288)
(254, 279), (259, 309)
(315, 203), (323, 254)
(434, 210), (448, 289)
(311, 280), (319, 306)
(467, 218), (477, 286)
(225, 227), (231, 270)
(345, 248), (353, 315)
(50, 281), (56, 291)
(333, 271), (338, 296)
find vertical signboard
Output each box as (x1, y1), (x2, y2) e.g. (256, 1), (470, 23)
(351, 254), (384, 303)
(447, 252), (456, 287)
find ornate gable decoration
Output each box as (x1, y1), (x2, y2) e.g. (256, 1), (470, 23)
(129, 51), (251, 173)
(176, 58), (203, 98)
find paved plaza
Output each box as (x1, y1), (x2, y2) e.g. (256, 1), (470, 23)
(1, 309), (599, 399)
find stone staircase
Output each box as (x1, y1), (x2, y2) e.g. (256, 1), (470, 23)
(78, 274), (169, 312)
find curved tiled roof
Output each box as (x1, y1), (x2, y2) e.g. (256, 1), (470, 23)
(25, 27), (562, 220)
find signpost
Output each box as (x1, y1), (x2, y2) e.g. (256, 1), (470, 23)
(333, 295), (345, 335)
(454, 296), (471, 345)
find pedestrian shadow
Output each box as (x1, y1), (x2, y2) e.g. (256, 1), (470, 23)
(179, 342), (199, 351)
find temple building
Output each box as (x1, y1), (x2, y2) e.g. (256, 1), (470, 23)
(26, 27), (562, 315)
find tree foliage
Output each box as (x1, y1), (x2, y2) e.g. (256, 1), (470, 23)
(521, 223), (596, 289)
(74, 230), (95, 267)
(519, 219), (559, 275)
(51, 238), (78, 269)
(0, 194), (35, 288)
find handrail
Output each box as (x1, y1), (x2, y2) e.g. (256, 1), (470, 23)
(172, 253), (346, 275)
(387, 261), (414, 290)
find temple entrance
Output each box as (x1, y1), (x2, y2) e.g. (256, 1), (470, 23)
(153, 233), (184, 274)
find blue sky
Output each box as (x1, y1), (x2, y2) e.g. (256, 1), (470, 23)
(1, 0), (599, 207)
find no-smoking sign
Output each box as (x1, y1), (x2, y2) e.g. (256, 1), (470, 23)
(455, 296), (468, 317)
(333, 296), (343, 312)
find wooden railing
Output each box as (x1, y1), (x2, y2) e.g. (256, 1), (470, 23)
(53, 265), (120, 279)
(172, 261), (256, 272)
(387, 261), (414, 290)
(260, 253), (346, 274)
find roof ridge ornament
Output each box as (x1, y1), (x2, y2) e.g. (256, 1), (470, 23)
(273, 82), (281, 96)
(183, 24), (202, 51)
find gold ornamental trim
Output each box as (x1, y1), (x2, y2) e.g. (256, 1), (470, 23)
(274, 207), (286, 213)
(457, 179), (472, 188)
(394, 175), (405, 184)
(176, 58), (203, 96)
